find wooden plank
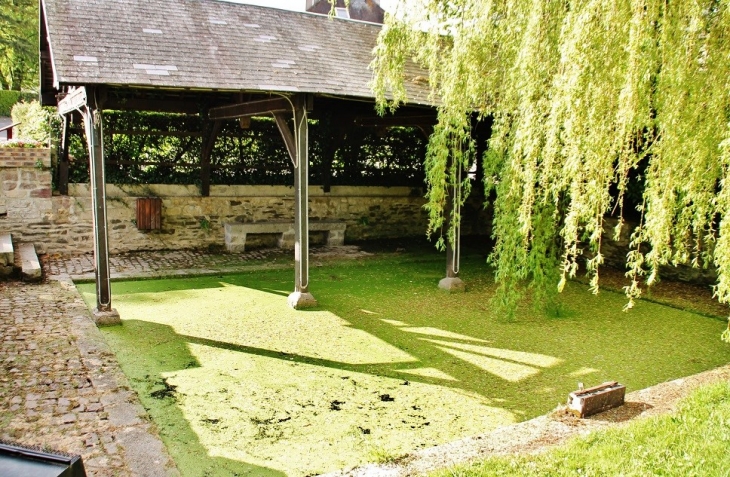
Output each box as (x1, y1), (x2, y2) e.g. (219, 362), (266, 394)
(104, 98), (202, 114)
(58, 87), (87, 115)
(200, 120), (223, 197)
(273, 112), (296, 165)
(151, 198), (161, 230)
(136, 198), (162, 231)
(58, 115), (70, 195)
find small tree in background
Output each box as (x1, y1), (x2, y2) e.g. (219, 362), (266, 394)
(11, 101), (51, 143)
(0, 0), (38, 91)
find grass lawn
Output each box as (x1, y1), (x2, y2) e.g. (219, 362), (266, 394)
(76, 250), (730, 476)
(433, 380), (730, 477)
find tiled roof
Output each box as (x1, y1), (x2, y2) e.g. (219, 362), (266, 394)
(41, 0), (432, 105)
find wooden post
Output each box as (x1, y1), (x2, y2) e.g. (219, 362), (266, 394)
(276, 95), (317, 308)
(58, 114), (70, 196)
(83, 104), (120, 325)
(200, 120), (222, 197)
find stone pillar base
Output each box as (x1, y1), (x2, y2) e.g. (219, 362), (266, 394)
(287, 291), (318, 309)
(438, 277), (466, 292)
(93, 308), (121, 326)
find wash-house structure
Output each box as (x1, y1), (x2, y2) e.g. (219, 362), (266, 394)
(39, 0), (470, 323)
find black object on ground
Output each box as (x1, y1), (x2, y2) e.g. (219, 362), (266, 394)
(0, 440), (87, 477)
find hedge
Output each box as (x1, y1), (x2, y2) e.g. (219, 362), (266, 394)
(0, 90), (37, 116)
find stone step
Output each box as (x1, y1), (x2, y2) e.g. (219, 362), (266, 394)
(0, 233), (12, 266)
(0, 233), (14, 278)
(18, 242), (42, 282)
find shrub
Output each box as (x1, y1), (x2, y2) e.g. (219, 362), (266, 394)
(11, 100), (52, 142)
(0, 139), (44, 148)
(0, 90), (36, 116)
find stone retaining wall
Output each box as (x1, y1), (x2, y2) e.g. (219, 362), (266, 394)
(1, 148), (57, 252)
(599, 217), (717, 285)
(0, 148), (491, 255)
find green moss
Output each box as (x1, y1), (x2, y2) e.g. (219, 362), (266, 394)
(77, 253), (730, 476)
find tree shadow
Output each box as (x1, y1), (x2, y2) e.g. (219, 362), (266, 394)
(95, 252), (730, 474)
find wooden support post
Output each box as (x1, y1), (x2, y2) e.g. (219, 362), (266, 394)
(276, 95), (317, 309)
(200, 120), (222, 197)
(321, 125), (344, 193)
(83, 105), (120, 325)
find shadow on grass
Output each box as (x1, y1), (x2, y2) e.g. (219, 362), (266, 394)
(103, 319), (287, 477)
(87, 251), (730, 475)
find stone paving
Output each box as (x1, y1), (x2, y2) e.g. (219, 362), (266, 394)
(1, 245), (372, 476)
(45, 247), (287, 280)
(0, 279), (177, 476)
(44, 245), (370, 281)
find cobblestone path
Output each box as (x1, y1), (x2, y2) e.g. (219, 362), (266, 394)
(0, 280), (178, 476)
(0, 245), (370, 476)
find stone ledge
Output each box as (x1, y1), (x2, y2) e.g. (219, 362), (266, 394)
(18, 242), (42, 282)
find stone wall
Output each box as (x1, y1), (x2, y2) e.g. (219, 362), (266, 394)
(598, 217), (717, 285)
(0, 148), (717, 284)
(65, 184), (440, 254)
(0, 148), (59, 249)
(0, 148), (492, 255)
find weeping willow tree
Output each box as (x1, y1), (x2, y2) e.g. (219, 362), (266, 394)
(371, 0), (730, 340)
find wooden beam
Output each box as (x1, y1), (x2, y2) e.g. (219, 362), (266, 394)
(208, 97), (292, 121)
(200, 120), (223, 197)
(273, 113), (296, 166)
(103, 98), (202, 114)
(58, 87), (87, 116)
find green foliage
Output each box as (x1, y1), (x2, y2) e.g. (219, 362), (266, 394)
(65, 111), (427, 187)
(0, 0), (38, 91)
(11, 101), (52, 142)
(0, 90), (35, 115)
(373, 0), (730, 320)
(0, 139), (43, 148)
(432, 380), (730, 476)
